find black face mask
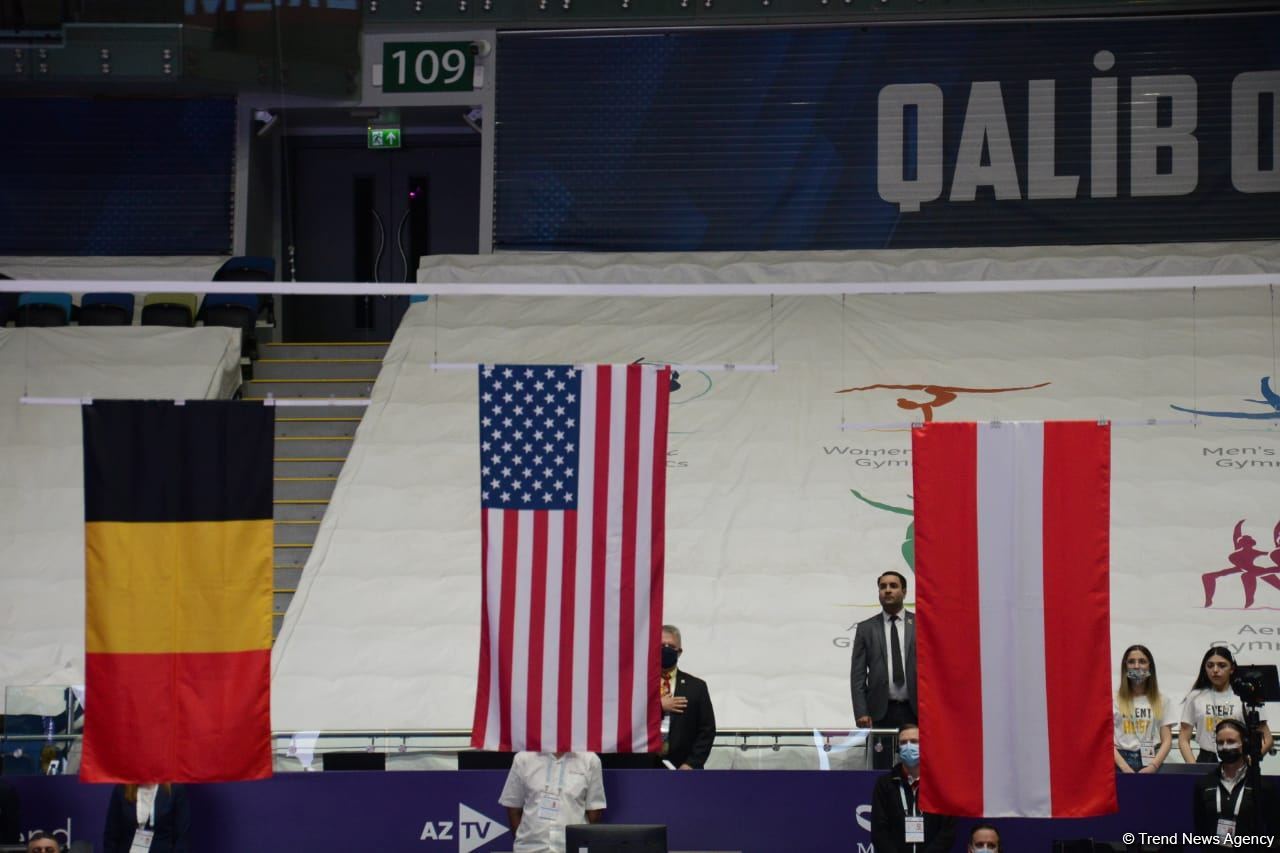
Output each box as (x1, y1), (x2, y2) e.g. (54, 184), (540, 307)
(661, 645), (679, 670)
(1217, 747), (1243, 764)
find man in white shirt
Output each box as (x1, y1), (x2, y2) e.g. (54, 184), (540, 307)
(499, 751), (607, 853)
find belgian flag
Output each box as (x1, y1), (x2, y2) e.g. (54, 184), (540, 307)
(81, 401), (274, 783)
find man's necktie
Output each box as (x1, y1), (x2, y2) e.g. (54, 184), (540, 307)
(891, 615), (905, 686)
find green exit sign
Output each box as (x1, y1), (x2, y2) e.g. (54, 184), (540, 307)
(368, 127), (401, 149)
(382, 42), (474, 93)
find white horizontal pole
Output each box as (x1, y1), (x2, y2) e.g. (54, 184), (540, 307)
(0, 274), (1276, 297)
(839, 417), (1199, 431)
(430, 362), (778, 373)
(19, 396), (372, 408)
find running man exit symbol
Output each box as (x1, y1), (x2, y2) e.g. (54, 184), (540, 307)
(367, 127), (401, 149)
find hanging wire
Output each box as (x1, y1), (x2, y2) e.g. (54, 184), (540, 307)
(22, 327), (29, 399)
(769, 293), (776, 368)
(433, 294), (441, 368)
(1191, 286), (1199, 428)
(271, 2), (297, 282)
(1271, 284), (1277, 388)
(839, 293), (847, 429)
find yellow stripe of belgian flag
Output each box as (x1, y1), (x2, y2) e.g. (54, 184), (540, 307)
(82, 400), (275, 655)
(85, 519), (272, 654)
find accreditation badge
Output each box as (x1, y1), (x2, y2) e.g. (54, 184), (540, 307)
(538, 792), (562, 820)
(129, 828), (154, 853)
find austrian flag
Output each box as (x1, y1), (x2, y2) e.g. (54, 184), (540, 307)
(472, 364), (670, 754)
(913, 421), (1115, 818)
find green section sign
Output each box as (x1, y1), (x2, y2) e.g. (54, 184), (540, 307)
(382, 42), (474, 93)
(367, 127), (402, 149)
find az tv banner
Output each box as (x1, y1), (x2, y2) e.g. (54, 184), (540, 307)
(495, 14), (1280, 251)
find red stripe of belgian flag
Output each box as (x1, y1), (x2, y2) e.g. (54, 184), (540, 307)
(81, 400), (274, 783)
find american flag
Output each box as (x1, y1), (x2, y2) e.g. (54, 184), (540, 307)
(471, 363), (671, 753)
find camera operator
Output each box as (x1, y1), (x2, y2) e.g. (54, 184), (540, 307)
(1191, 720), (1278, 853)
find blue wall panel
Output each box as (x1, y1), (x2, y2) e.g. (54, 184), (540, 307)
(0, 98), (235, 256)
(495, 16), (1280, 251)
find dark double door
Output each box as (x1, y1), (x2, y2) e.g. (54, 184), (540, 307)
(283, 138), (480, 341)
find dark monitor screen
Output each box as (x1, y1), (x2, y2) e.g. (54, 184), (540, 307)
(564, 824), (667, 852)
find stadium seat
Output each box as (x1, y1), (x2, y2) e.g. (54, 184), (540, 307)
(207, 256), (275, 363)
(200, 292), (260, 363)
(79, 292), (135, 326)
(141, 292), (197, 327)
(15, 292), (72, 327)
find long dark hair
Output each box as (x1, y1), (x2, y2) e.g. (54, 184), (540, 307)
(1190, 646), (1236, 692)
(123, 783), (172, 802)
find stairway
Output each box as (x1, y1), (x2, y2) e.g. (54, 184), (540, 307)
(244, 342), (390, 638)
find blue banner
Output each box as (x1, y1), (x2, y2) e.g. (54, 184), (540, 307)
(11, 769), (1200, 851)
(495, 15), (1280, 251)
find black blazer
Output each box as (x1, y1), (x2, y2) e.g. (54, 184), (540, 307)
(870, 769), (955, 853)
(103, 784), (190, 853)
(0, 779), (19, 843)
(665, 670), (717, 769)
(1192, 768), (1278, 853)
(851, 610), (918, 722)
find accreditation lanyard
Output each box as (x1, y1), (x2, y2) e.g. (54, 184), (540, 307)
(899, 780), (925, 846)
(537, 756), (569, 820)
(1215, 777), (1247, 838)
(130, 787), (158, 853)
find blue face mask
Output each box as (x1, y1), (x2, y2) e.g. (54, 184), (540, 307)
(899, 742), (920, 767)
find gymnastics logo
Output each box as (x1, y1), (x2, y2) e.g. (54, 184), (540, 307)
(1171, 376), (1280, 422)
(835, 381), (1051, 423)
(850, 489), (915, 571)
(1202, 519), (1280, 610)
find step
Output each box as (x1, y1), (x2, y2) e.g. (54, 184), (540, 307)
(247, 378), (375, 399)
(275, 417), (361, 438)
(255, 359), (383, 381)
(264, 342), (390, 360)
(274, 458), (345, 478)
(274, 500), (328, 522)
(256, 402), (371, 420)
(274, 566), (303, 588)
(275, 520), (319, 546)
(274, 545), (312, 568)
(273, 589), (297, 611)
(274, 436), (354, 458)
(273, 477), (338, 501)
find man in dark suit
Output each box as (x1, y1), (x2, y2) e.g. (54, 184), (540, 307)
(851, 571), (917, 768)
(659, 624), (716, 769)
(0, 778), (19, 843)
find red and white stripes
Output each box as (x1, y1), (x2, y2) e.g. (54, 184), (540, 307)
(472, 364), (669, 753)
(914, 421), (1115, 818)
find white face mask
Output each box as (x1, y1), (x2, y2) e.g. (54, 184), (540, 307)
(971, 845), (998, 852)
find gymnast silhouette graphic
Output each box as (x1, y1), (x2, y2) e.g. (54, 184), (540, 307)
(1172, 376), (1280, 421)
(836, 382), (1051, 422)
(1202, 520), (1280, 608)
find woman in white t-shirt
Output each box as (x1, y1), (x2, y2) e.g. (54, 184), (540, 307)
(1178, 645), (1273, 763)
(1113, 644), (1174, 773)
